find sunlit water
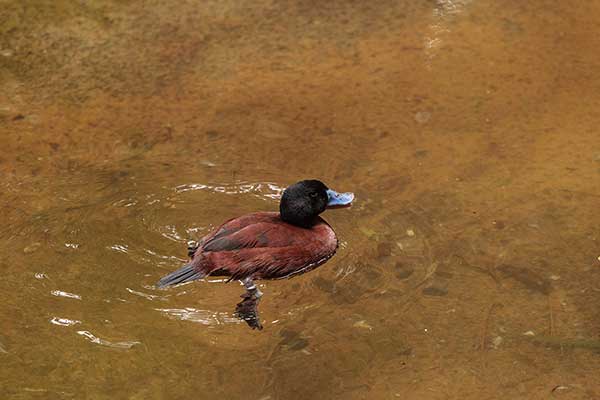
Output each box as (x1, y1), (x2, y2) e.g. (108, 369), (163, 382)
(1, 1), (600, 399)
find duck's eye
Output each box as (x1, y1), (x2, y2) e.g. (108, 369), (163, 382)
(309, 192), (318, 198)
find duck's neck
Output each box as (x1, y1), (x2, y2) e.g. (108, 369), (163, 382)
(280, 210), (317, 229)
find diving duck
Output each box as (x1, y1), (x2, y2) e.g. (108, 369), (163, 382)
(157, 180), (353, 303)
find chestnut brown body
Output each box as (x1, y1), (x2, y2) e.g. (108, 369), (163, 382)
(157, 212), (338, 287)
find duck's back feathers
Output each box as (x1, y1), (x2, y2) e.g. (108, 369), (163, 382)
(157, 212), (338, 287)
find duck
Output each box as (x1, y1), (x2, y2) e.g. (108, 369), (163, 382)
(157, 180), (354, 301)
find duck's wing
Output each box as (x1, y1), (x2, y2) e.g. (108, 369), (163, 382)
(158, 215), (336, 286)
(201, 220), (297, 252)
(192, 212), (278, 251)
(198, 220), (336, 280)
(158, 214), (279, 288)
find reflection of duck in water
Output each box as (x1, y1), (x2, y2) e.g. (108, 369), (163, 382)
(157, 180), (354, 329)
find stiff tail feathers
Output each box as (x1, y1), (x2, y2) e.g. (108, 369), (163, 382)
(157, 263), (206, 289)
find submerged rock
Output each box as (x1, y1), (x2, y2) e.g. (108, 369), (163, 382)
(497, 264), (551, 295)
(353, 320), (373, 330)
(394, 262), (414, 280)
(312, 276), (335, 293)
(23, 242), (41, 254)
(422, 281), (448, 296)
(278, 329), (309, 351)
(376, 242), (392, 259)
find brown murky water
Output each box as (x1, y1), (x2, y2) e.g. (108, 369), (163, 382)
(1, 1), (600, 399)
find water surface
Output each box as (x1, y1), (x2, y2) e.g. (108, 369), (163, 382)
(1, 1), (600, 399)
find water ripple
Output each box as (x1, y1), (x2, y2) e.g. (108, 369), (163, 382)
(109, 244), (129, 253)
(50, 290), (82, 300)
(76, 330), (140, 349)
(175, 181), (284, 200)
(50, 317), (81, 326)
(156, 307), (241, 325)
(126, 287), (165, 301)
(157, 225), (188, 242)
